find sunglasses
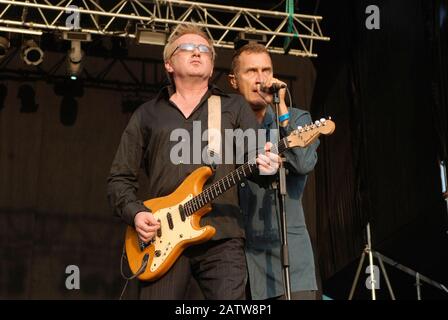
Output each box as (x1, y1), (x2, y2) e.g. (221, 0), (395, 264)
(170, 43), (213, 58)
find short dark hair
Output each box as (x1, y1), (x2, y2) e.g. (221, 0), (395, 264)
(230, 43), (271, 75)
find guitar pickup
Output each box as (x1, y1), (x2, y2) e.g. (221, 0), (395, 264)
(157, 219), (162, 238)
(179, 205), (186, 222)
(167, 212), (174, 230)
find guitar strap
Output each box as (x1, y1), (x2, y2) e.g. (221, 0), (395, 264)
(207, 95), (222, 165)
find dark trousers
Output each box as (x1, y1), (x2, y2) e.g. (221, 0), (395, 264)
(274, 291), (318, 300)
(246, 281), (318, 300)
(138, 238), (247, 300)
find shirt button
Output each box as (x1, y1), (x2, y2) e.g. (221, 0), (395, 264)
(240, 182), (245, 188)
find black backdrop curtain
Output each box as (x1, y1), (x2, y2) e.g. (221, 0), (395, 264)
(311, 0), (448, 297)
(430, 0), (448, 162)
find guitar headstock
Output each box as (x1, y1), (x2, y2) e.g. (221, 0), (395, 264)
(286, 117), (335, 148)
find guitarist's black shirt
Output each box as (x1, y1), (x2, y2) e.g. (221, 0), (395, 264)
(107, 84), (264, 240)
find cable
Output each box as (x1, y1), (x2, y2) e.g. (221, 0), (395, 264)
(268, 0), (287, 12)
(286, 86), (293, 109)
(118, 244), (149, 300)
(119, 279), (130, 300)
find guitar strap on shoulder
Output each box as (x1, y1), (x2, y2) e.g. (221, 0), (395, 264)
(207, 95), (222, 166)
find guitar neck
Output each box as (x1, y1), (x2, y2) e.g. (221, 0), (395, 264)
(182, 137), (289, 216)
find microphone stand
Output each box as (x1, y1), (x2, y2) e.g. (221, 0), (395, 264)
(271, 87), (292, 300)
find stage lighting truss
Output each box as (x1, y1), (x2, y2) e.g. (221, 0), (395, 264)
(0, 0), (329, 57)
(0, 45), (298, 97)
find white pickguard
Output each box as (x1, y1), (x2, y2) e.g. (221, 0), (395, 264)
(150, 194), (206, 272)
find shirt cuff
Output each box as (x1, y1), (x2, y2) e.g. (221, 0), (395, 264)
(280, 121), (296, 138)
(123, 201), (150, 227)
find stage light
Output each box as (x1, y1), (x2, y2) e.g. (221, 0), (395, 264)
(21, 39), (44, 66)
(135, 27), (167, 45)
(62, 31), (90, 79)
(233, 32), (267, 50)
(62, 31), (91, 42)
(0, 36), (10, 59)
(67, 39), (84, 79)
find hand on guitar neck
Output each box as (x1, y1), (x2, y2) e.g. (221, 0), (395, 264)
(134, 211), (161, 243)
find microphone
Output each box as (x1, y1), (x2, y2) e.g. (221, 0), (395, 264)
(259, 82), (287, 93)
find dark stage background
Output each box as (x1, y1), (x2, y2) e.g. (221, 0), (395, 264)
(1, 0), (448, 299)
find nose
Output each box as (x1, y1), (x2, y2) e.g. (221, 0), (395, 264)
(255, 71), (266, 86)
(192, 47), (201, 56)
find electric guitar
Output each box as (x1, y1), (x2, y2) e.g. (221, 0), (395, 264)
(125, 118), (335, 281)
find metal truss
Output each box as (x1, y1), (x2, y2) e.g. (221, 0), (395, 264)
(0, 0), (329, 57)
(0, 45), (297, 98)
(0, 45), (165, 95)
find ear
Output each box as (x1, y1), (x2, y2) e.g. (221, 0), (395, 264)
(228, 74), (238, 90)
(165, 60), (174, 73)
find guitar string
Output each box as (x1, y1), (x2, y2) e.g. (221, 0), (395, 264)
(183, 137), (287, 216)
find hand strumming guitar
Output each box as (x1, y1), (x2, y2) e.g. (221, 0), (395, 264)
(134, 211), (161, 243)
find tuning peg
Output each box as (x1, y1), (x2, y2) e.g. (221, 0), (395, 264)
(315, 120), (321, 126)
(320, 118), (326, 123)
(297, 126), (303, 132)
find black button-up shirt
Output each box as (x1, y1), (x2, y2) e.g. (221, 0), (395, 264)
(107, 85), (262, 240)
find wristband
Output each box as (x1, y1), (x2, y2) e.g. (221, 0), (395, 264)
(278, 113), (290, 122)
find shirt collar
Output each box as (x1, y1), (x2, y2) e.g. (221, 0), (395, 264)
(156, 83), (229, 101)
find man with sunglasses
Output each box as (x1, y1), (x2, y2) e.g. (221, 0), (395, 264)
(107, 25), (279, 300)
